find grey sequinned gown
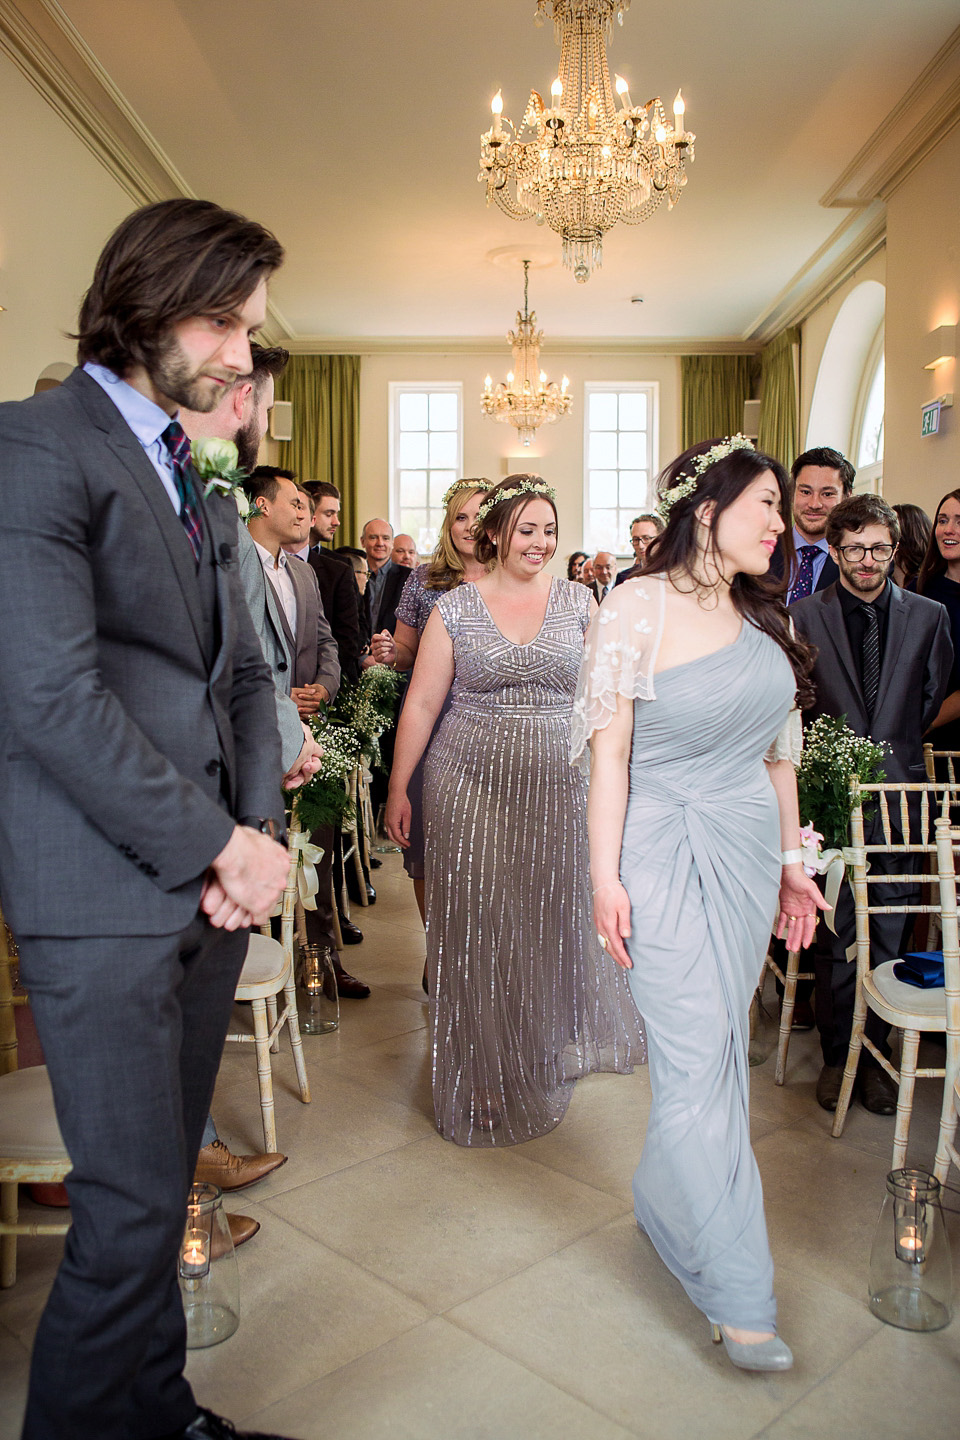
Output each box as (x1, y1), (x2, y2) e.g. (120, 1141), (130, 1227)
(573, 576), (798, 1332)
(424, 578), (645, 1147)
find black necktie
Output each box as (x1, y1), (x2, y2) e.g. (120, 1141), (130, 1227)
(161, 421), (204, 565)
(859, 602), (881, 718)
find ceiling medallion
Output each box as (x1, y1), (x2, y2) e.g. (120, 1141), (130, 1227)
(478, 0), (694, 283)
(481, 260), (571, 448)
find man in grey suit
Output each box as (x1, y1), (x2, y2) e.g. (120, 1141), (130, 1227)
(791, 494), (954, 1114)
(0, 199), (296, 1440)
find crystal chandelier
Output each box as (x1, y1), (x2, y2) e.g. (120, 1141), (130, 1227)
(481, 260), (571, 447)
(478, 0), (694, 283)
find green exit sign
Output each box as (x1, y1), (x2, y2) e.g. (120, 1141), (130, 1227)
(922, 401), (941, 436)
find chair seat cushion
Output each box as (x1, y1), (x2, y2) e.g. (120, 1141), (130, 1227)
(236, 933), (288, 996)
(0, 1066), (70, 1162)
(866, 961), (947, 1027)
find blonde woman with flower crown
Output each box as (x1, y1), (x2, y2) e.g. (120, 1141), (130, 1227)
(387, 475), (644, 1145)
(573, 438), (827, 1373)
(371, 480), (489, 934)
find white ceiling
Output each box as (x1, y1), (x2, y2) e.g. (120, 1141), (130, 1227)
(56, 0), (960, 345)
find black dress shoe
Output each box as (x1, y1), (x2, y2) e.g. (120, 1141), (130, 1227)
(346, 874), (377, 906)
(369, 855), (382, 869)
(860, 1062), (897, 1115)
(334, 964), (371, 999)
(182, 1406), (298, 1438)
(337, 913), (363, 944)
(816, 1063), (846, 1112)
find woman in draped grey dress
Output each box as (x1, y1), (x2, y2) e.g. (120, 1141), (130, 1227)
(387, 476), (644, 1146)
(573, 438), (826, 1372)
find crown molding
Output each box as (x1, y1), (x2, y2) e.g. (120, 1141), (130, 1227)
(821, 22), (960, 207)
(284, 335), (760, 357)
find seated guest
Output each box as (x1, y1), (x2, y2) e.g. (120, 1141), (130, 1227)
(392, 533), (419, 569)
(615, 512), (664, 585)
(893, 503), (932, 589)
(566, 550), (587, 581)
(790, 494), (953, 1114)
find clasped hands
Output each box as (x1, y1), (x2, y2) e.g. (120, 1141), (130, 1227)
(201, 824), (290, 931)
(369, 630), (396, 667)
(291, 682), (330, 717)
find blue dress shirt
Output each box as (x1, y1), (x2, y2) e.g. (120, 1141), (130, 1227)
(83, 362), (182, 514)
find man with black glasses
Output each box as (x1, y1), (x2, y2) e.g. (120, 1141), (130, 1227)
(791, 494), (953, 1115)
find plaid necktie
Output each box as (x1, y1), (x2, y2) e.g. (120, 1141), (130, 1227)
(859, 602), (881, 718)
(161, 421), (204, 565)
(791, 544), (820, 602)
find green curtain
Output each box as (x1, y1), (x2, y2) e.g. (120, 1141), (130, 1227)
(757, 326), (800, 472)
(275, 354), (361, 544)
(681, 354), (756, 451)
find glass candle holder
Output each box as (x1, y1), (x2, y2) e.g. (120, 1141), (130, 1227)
(179, 1182), (240, 1348)
(868, 1168), (953, 1332)
(299, 942), (339, 1034)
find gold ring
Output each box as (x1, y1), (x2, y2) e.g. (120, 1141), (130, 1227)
(598, 935), (608, 950)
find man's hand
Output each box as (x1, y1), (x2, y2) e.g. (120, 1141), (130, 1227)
(282, 724), (323, 791)
(201, 825), (289, 930)
(291, 683), (330, 716)
(370, 630), (396, 666)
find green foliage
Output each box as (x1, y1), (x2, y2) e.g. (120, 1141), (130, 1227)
(290, 666), (403, 832)
(796, 715), (887, 850)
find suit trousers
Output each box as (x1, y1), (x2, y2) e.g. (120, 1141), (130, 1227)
(813, 859), (917, 1067)
(17, 917), (248, 1440)
(303, 823), (337, 950)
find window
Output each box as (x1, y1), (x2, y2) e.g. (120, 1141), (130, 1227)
(857, 352), (884, 467)
(583, 384), (658, 554)
(390, 384), (463, 554)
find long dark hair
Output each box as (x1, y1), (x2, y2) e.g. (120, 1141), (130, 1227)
(643, 439), (815, 706)
(916, 491), (960, 594)
(567, 551), (587, 580)
(76, 199), (284, 374)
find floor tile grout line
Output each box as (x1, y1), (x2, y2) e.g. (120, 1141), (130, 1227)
(744, 1325), (885, 1440)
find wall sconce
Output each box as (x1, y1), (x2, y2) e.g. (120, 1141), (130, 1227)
(924, 324), (956, 369)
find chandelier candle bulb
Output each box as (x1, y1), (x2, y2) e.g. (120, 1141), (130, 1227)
(615, 74), (633, 110)
(492, 90), (503, 136)
(673, 89), (685, 137)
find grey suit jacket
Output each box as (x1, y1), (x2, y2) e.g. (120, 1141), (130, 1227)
(790, 582), (954, 782)
(281, 555), (341, 696)
(237, 524), (304, 771)
(0, 367), (283, 936)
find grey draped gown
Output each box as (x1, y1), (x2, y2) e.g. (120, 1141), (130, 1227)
(621, 617), (793, 1331)
(423, 578), (645, 1147)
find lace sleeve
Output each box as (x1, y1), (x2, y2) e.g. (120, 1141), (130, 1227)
(764, 707), (802, 766)
(570, 575), (664, 771)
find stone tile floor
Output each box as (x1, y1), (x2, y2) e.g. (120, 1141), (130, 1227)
(2, 852), (958, 1439)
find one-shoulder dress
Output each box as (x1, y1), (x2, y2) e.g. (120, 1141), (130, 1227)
(424, 578), (645, 1147)
(572, 574), (800, 1332)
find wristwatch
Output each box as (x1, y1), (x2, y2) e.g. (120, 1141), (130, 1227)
(240, 817), (286, 844)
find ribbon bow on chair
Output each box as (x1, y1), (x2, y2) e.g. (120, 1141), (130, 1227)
(289, 832), (325, 911)
(806, 846), (863, 960)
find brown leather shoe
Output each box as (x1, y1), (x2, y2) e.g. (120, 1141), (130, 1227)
(28, 1183), (70, 1207)
(194, 1139), (287, 1191)
(212, 1213), (260, 1258)
(860, 1062), (898, 1115)
(334, 964), (371, 999)
(816, 1063), (846, 1112)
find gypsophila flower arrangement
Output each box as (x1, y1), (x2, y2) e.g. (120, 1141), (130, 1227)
(796, 715), (888, 850)
(291, 666), (403, 833)
(191, 437), (257, 522)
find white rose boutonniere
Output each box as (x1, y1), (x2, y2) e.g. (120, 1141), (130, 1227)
(191, 437), (256, 522)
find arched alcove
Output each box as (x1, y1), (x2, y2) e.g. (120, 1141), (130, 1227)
(806, 281), (886, 462)
(33, 361), (73, 394)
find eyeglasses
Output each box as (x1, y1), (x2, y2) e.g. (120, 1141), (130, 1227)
(837, 543), (895, 562)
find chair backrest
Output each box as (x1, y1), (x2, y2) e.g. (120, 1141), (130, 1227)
(923, 745), (960, 783)
(259, 816), (305, 952)
(848, 780), (960, 1014)
(0, 917), (17, 1078)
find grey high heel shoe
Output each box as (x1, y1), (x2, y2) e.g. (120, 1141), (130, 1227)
(710, 1323), (793, 1372)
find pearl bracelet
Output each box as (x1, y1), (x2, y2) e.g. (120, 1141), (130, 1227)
(781, 849), (804, 866)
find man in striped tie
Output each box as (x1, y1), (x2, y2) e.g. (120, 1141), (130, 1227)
(790, 495), (954, 1116)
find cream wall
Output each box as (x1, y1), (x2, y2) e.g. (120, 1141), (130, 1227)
(356, 350), (681, 567)
(0, 51), (135, 401)
(884, 123), (960, 515)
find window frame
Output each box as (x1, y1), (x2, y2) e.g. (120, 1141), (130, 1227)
(582, 381), (659, 557)
(388, 382), (464, 551)
(852, 322), (884, 494)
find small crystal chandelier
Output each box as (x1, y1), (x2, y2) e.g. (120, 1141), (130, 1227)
(481, 261), (571, 447)
(478, 0), (694, 283)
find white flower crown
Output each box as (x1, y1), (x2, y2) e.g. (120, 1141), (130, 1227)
(656, 434), (754, 521)
(476, 478), (557, 527)
(441, 479), (488, 508)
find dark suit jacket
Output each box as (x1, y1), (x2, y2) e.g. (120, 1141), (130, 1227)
(590, 580), (616, 605)
(365, 560), (412, 637)
(307, 546), (362, 686)
(769, 537), (840, 599)
(790, 582), (954, 782)
(0, 367), (282, 936)
(614, 565), (641, 588)
(280, 555), (341, 696)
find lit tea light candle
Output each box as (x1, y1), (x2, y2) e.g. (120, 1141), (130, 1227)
(181, 1231), (209, 1278)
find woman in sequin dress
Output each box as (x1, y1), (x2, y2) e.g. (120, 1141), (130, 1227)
(371, 481), (489, 928)
(386, 476), (644, 1146)
(573, 439), (826, 1372)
